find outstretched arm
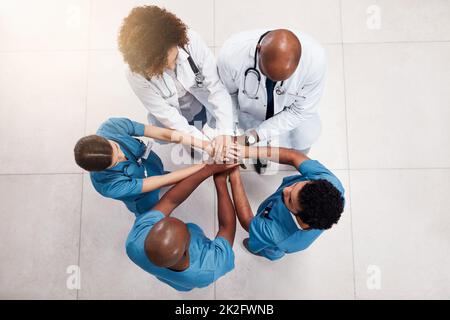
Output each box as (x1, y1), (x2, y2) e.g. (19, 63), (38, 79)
(241, 146), (310, 169)
(141, 164), (205, 193)
(153, 164), (237, 217)
(144, 124), (239, 161)
(228, 167), (254, 232)
(144, 124), (207, 153)
(214, 172), (237, 246)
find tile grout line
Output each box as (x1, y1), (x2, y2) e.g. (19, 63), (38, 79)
(339, 0), (357, 301)
(76, 0), (93, 300)
(342, 39), (450, 45)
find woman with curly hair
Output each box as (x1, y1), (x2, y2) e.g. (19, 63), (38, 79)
(118, 5), (235, 159)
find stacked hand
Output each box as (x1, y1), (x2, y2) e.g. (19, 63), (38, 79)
(205, 163), (239, 176)
(213, 164), (240, 182)
(205, 135), (242, 163)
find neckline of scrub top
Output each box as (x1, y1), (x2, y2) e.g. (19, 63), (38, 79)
(279, 196), (308, 234)
(108, 143), (133, 170)
(289, 210), (305, 230)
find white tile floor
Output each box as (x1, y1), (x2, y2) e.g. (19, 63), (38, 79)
(0, 0), (449, 299)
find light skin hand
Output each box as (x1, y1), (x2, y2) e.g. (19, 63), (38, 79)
(141, 164), (206, 193)
(211, 135), (240, 162)
(144, 124), (208, 155)
(209, 138), (241, 163)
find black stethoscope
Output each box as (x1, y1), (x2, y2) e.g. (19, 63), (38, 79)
(243, 31), (286, 99)
(109, 138), (149, 178)
(183, 47), (205, 88)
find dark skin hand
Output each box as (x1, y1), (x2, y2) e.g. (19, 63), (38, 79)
(153, 163), (238, 216)
(258, 29), (302, 82)
(145, 163), (238, 270)
(231, 147), (312, 231)
(213, 169), (237, 246)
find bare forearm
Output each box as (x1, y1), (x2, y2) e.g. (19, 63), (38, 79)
(214, 179), (237, 245)
(141, 164), (206, 193)
(229, 174), (253, 232)
(242, 146), (309, 168)
(144, 125), (207, 151)
(171, 130), (208, 151)
(156, 167), (212, 209)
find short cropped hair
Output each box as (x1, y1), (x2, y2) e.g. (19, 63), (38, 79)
(74, 135), (113, 172)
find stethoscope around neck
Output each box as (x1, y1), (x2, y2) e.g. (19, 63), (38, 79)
(148, 47), (205, 99)
(109, 138), (148, 178)
(243, 31), (286, 100)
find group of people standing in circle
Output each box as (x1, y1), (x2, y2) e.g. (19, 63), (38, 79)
(73, 5), (345, 292)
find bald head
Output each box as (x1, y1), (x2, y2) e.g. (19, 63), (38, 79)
(144, 217), (190, 268)
(258, 29), (301, 81)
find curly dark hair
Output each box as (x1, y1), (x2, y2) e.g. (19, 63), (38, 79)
(118, 5), (189, 77)
(297, 179), (344, 230)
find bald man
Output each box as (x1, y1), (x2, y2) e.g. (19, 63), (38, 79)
(125, 163), (237, 291)
(218, 29), (326, 173)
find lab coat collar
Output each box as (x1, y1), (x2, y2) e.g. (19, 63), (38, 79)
(176, 47), (190, 65)
(249, 42), (257, 59)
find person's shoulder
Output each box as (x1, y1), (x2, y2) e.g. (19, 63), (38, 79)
(210, 237), (235, 273)
(97, 117), (135, 136)
(295, 30), (326, 70)
(220, 29), (263, 59)
(125, 65), (149, 86)
(97, 116), (125, 129)
(299, 160), (345, 196)
(295, 30), (325, 53)
(126, 210), (165, 256)
(186, 223), (205, 236)
(135, 210), (166, 225)
(212, 236), (234, 253)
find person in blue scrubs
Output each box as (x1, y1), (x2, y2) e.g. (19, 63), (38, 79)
(126, 164), (237, 291)
(73, 117), (238, 215)
(231, 147), (345, 260)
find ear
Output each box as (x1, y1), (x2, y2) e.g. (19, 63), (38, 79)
(256, 44), (262, 51)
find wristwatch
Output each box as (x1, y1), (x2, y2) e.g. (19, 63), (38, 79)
(245, 134), (257, 146)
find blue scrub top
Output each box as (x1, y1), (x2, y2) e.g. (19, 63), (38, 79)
(126, 210), (235, 291)
(248, 160), (345, 261)
(90, 118), (164, 215)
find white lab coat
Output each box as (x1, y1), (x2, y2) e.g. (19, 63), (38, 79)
(126, 29), (234, 140)
(217, 29), (327, 150)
